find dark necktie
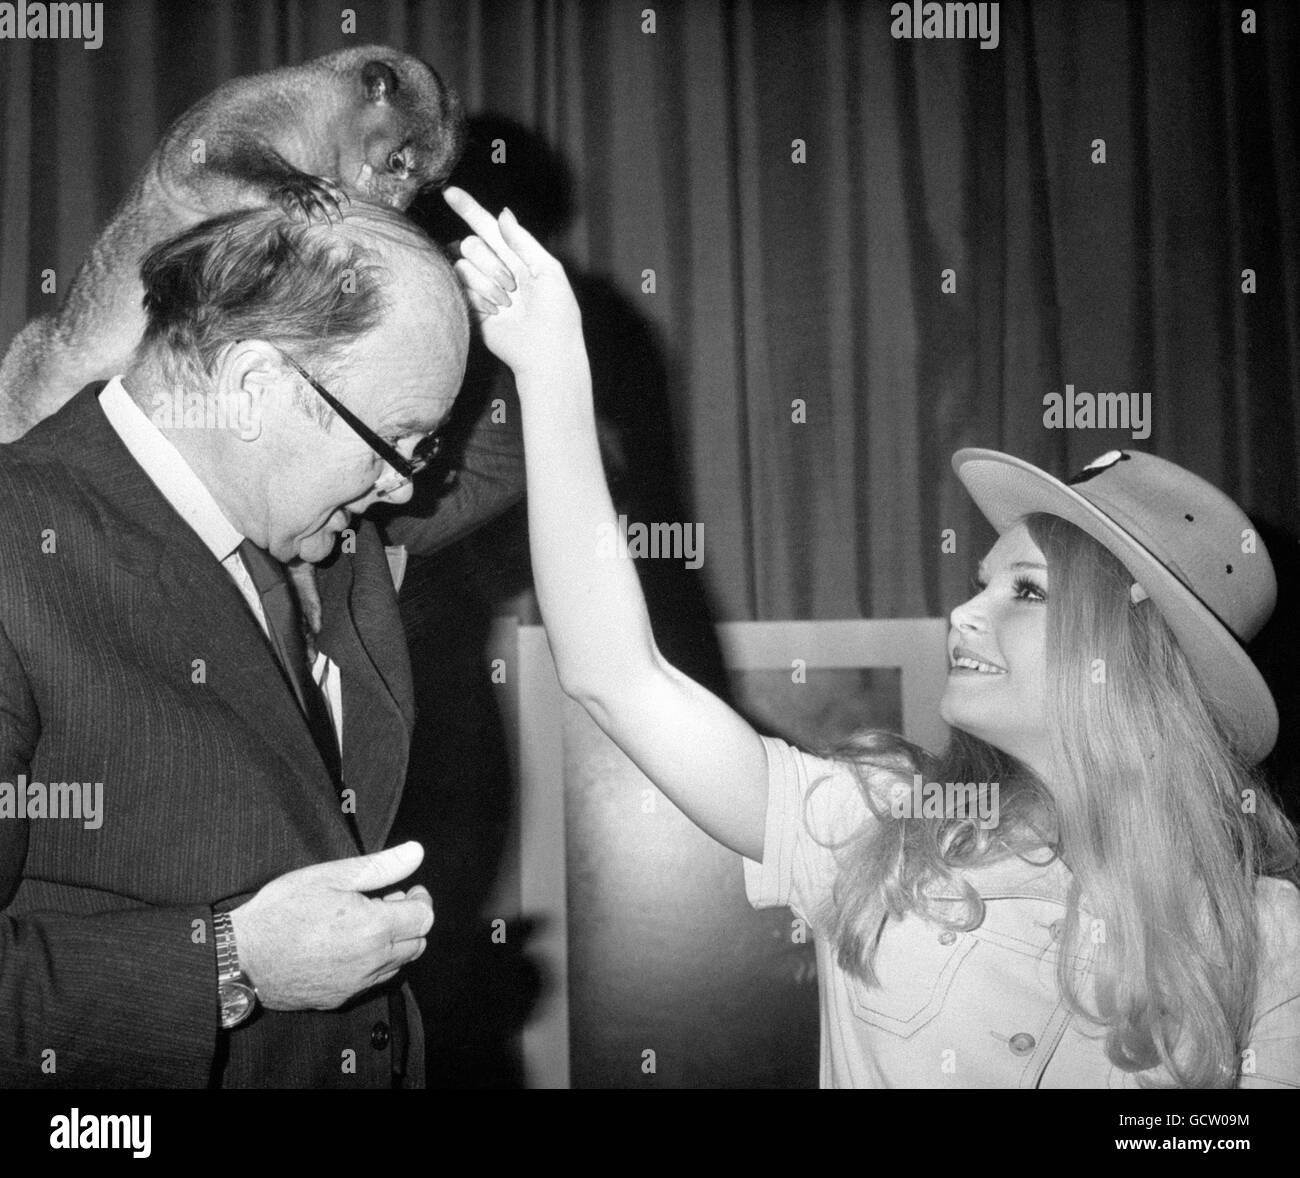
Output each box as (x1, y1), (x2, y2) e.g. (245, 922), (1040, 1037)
(237, 539), (342, 784)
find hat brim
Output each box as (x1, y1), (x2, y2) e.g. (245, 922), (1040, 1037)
(952, 448), (1278, 764)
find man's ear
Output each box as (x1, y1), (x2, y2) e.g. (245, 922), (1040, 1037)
(221, 341), (287, 444)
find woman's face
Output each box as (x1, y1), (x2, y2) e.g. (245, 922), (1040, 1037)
(940, 522), (1052, 775)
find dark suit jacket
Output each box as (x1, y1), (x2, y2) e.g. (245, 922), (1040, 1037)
(0, 382), (522, 1087)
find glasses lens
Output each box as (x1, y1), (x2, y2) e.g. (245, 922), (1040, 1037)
(374, 472), (411, 499)
(412, 432), (442, 468)
(372, 433), (442, 498)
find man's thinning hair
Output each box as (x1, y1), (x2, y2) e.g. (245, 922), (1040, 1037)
(137, 205), (425, 387)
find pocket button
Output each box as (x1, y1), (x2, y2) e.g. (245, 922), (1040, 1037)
(1009, 1032), (1036, 1056)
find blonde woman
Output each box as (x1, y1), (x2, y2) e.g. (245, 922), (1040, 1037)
(445, 187), (1300, 1089)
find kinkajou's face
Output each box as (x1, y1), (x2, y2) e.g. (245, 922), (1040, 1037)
(339, 64), (466, 210)
(940, 523), (1051, 774)
(346, 112), (428, 208)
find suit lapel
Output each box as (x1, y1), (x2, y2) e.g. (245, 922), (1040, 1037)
(51, 387), (371, 849)
(150, 552), (352, 835)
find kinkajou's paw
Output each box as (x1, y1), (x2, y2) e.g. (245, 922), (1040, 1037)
(273, 173), (350, 224)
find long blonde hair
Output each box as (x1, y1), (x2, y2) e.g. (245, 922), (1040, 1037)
(819, 512), (1299, 1087)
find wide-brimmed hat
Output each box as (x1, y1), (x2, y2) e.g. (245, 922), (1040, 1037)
(953, 448), (1278, 763)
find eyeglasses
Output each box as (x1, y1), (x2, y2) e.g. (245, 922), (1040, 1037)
(240, 341), (443, 498)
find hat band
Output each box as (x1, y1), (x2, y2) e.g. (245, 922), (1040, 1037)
(1075, 489), (1246, 644)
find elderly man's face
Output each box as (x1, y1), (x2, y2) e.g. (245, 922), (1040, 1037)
(263, 269), (467, 563)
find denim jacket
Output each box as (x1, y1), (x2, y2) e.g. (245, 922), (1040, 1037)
(743, 736), (1300, 1088)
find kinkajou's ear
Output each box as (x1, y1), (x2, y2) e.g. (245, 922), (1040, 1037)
(363, 60), (400, 104)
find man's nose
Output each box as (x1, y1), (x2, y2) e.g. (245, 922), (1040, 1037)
(349, 474), (415, 513)
(380, 479), (416, 507)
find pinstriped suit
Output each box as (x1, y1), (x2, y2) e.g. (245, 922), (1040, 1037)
(0, 382), (522, 1087)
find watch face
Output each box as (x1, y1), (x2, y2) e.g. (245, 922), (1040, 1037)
(219, 981), (256, 1029)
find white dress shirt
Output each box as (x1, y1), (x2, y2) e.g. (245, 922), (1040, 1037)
(98, 376), (344, 751)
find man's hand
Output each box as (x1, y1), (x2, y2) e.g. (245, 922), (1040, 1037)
(227, 841), (434, 1011)
(443, 186), (584, 383)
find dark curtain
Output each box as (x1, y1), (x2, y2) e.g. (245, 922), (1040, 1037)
(2, 0), (1297, 624)
(3, 0), (1298, 1087)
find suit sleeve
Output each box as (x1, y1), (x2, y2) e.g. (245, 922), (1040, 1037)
(380, 363), (525, 557)
(0, 618), (219, 1089)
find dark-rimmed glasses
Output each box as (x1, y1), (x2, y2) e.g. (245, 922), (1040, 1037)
(238, 340), (443, 498)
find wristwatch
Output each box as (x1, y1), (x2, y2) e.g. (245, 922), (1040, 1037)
(214, 910), (258, 1030)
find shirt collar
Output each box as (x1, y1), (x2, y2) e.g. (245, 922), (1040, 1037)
(98, 376), (245, 564)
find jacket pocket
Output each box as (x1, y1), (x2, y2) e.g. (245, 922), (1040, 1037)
(847, 922), (978, 1038)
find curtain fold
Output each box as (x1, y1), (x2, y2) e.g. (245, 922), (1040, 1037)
(1, 0), (1296, 624)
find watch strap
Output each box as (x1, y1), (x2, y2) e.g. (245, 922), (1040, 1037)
(214, 910), (258, 1029)
(214, 910), (244, 984)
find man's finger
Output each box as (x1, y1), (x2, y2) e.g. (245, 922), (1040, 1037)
(389, 937), (427, 966)
(367, 933), (427, 988)
(405, 885), (433, 910)
(316, 841), (424, 892)
(380, 895), (436, 940)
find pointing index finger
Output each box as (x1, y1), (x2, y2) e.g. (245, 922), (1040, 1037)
(443, 186), (525, 275)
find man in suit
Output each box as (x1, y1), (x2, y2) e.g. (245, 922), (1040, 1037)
(0, 199), (521, 1087)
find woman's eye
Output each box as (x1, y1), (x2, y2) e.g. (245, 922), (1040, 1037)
(1012, 575), (1047, 602)
(970, 575), (987, 595)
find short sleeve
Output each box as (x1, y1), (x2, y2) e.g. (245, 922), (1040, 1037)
(1241, 877), (1300, 1088)
(741, 735), (876, 925)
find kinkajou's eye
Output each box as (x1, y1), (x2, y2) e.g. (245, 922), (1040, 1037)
(387, 149), (411, 177)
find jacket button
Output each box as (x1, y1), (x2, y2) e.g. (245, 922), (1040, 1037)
(938, 930), (957, 945)
(1049, 920), (1062, 941)
(371, 1021), (390, 1050)
(1009, 1032), (1036, 1055)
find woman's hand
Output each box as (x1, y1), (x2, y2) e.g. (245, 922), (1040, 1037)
(443, 186), (584, 383)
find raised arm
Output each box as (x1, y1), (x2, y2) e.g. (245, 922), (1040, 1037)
(444, 188), (767, 860)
